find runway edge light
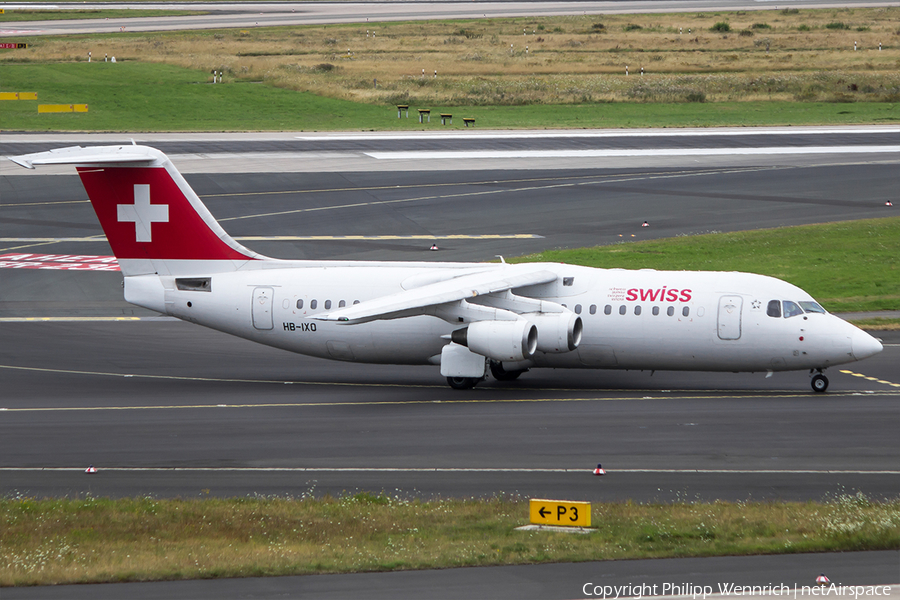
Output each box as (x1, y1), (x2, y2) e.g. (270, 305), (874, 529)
(85, 465), (97, 474)
(816, 574), (830, 586)
(593, 463), (606, 476)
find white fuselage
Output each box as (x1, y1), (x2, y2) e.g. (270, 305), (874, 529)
(132, 260), (877, 374)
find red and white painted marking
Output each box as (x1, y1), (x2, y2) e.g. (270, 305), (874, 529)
(0, 253), (120, 271)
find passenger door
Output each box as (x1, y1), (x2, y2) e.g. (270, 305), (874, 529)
(717, 295), (742, 340)
(252, 287), (274, 330)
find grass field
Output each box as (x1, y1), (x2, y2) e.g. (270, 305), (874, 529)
(2, 7), (900, 130)
(0, 9), (207, 22)
(2, 62), (899, 131)
(514, 217), (900, 313)
(849, 317), (900, 330)
(3, 492), (898, 586)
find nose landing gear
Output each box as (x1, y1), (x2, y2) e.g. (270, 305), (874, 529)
(810, 369), (829, 393)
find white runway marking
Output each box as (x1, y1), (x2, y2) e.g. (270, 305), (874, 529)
(365, 146), (900, 160)
(1, 467), (898, 474)
(298, 126), (900, 141)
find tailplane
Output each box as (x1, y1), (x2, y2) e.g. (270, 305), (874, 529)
(10, 145), (265, 276)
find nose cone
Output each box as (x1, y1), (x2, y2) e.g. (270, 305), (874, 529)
(851, 328), (883, 361)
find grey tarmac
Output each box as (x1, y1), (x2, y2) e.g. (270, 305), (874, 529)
(1, 130), (897, 598)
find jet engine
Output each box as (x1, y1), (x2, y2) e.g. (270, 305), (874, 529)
(530, 312), (583, 353)
(451, 320), (538, 362)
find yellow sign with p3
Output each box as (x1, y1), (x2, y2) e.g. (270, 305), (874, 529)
(529, 499), (591, 527)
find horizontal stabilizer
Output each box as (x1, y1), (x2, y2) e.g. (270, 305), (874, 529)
(9, 144), (264, 275)
(9, 145), (162, 169)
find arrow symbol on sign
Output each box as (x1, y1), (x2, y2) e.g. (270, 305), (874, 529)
(538, 506), (550, 518)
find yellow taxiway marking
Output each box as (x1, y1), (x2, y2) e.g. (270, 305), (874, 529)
(1, 200), (90, 208)
(839, 369), (900, 388)
(0, 394), (862, 412)
(0, 234), (540, 243)
(2, 363), (898, 413)
(0, 317), (143, 322)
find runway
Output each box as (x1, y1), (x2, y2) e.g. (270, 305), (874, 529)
(4, 0), (900, 37)
(2, 320), (899, 502)
(1, 130), (898, 596)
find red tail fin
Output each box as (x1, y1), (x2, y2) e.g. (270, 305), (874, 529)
(10, 145), (262, 275)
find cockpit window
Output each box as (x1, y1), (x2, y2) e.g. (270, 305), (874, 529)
(782, 300), (804, 318)
(799, 301), (826, 314)
(767, 300), (781, 318)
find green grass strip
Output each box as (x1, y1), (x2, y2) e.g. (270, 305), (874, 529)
(2, 492), (898, 586)
(0, 9), (207, 22)
(848, 318), (900, 330)
(512, 217), (900, 313)
(2, 62), (899, 131)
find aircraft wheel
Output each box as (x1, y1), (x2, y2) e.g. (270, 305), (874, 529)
(811, 373), (829, 393)
(447, 376), (478, 390)
(490, 361), (526, 381)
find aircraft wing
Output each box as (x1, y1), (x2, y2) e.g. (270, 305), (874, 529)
(313, 264), (558, 324)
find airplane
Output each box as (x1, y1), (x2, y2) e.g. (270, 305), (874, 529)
(10, 144), (884, 392)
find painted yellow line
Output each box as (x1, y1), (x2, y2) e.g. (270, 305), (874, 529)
(0, 234), (540, 243)
(0, 394), (855, 413)
(2, 363), (897, 396)
(236, 234), (541, 241)
(0, 317), (143, 322)
(0, 238), (106, 242)
(1, 200), (89, 208)
(839, 369), (900, 388)
(2, 364), (898, 413)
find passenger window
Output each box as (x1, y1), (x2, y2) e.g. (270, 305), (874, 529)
(324, 300), (332, 310)
(353, 300), (360, 305)
(767, 300), (781, 318)
(634, 305), (642, 315)
(604, 305), (612, 315)
(575, 304), (582, 315)
(339, 300), (346, 308)
(652, 306), (659, 316)
(667, 306), (674, 317)
(799, 301), (826, 314)
(589, 304), (597, 315)
(296, 299), (303, 309)
(619, 305), (626, 315)
(782, 300), (804, 318)
(310, 299), (317, 310)
(682, 306), (690, 317)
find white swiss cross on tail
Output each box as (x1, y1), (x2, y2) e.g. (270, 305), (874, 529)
(117, 184), (169, 243)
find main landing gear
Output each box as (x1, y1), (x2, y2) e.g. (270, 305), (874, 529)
(446, 376), (479, 390)
(447, 362), (529, 389)
(810, 369), (829, 393)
